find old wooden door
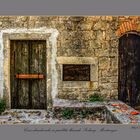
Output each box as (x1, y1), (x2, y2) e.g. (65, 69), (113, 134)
(118, 34), (140, 107)
(10, 40), (47, 109)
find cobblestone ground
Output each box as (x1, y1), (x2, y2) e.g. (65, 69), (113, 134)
(0, 110), (107, 125)
(1, 99), (139, 124)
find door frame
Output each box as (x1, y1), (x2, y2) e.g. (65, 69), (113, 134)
(3, 32), (53, 109)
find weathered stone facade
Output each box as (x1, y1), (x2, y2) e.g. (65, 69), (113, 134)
(0, 16), (140, 108)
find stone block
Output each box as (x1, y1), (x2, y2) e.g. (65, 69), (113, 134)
(99, 57), (110, 70)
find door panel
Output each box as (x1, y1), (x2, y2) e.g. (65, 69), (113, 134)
(10, 40), (46, 109)
(30, 41), (46, 109)
(119, 34), (140, 107)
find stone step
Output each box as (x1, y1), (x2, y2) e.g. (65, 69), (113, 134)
(53, 98), (105, 108)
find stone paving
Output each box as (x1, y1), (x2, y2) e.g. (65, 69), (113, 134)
(0, 99), (140, 124)
(53, 99), (140, 124)
(0, 109), (107, 125)
(106, 101), (140, 124)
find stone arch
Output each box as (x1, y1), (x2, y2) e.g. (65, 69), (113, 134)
(116, 19), (140, 37)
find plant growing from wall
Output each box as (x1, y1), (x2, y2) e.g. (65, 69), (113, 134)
(88, 93), (104, 102)
(0, 99), (6, 114)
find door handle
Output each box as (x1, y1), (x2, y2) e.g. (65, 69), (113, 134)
(15, 74), (44, 79)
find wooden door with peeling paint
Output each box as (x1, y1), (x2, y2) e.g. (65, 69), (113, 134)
(10, 40), (47, 109)
(118, 33), (140, 107)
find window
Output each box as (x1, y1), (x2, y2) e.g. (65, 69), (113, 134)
(63, 64), (90, 81)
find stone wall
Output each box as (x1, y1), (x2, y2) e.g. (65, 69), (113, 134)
(0, 16), (140, 105)
(56, 16), (119, 101)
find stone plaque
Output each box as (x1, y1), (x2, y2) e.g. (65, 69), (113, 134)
(63, 64), (90, 81)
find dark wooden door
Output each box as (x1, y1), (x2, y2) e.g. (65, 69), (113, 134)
(10, 40), (47, 109)
(118, 34), (140, 107)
